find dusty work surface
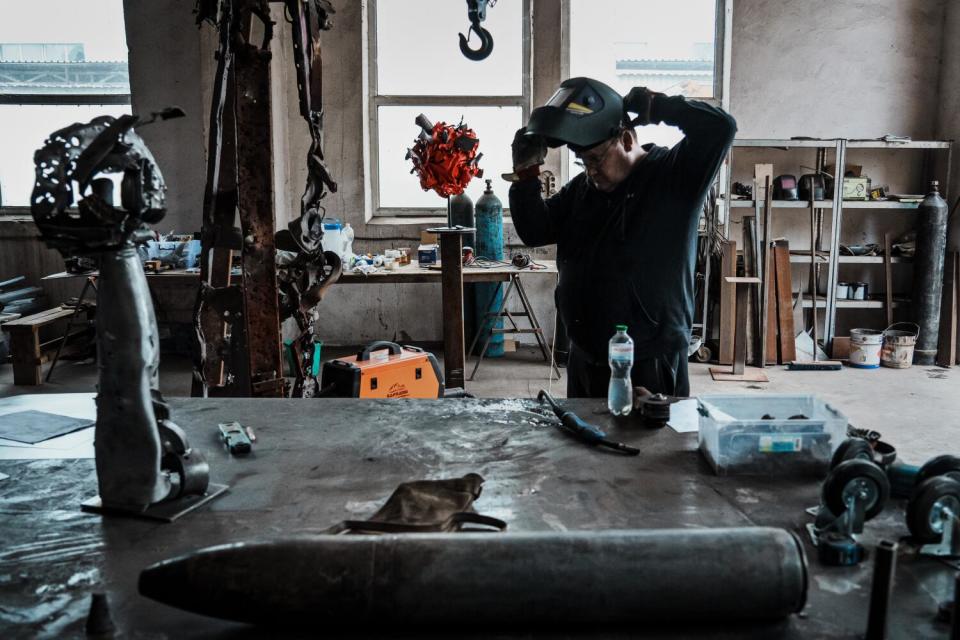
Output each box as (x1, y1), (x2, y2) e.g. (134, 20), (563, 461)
(0, 398), (956, 639)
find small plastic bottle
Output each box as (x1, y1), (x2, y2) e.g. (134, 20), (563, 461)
(341, 223), (354, 260)
(608, 324), (634, 416)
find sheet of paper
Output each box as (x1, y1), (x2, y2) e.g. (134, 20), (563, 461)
(668, 398), (700, 433)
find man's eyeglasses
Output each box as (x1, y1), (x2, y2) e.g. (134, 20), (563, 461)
(573, 136), (619, 170)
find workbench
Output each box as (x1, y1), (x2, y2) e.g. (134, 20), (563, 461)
(0, 397), (955, 638)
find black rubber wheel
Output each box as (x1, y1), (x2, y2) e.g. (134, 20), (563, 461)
(906, 475), (960, 543)
(822, 459), (890, 520)
(693, 345), (712, 363)
(915, 454), (960, 485)
(830, 438), (874, 470)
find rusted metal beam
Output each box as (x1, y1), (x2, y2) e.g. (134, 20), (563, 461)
(233, 26), (284, 397)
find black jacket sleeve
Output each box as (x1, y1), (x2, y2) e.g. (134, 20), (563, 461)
(507, 175), (578, 248)
(650, 96), (737, 200)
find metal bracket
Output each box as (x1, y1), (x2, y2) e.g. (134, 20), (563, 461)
(919, 506), (960, 557)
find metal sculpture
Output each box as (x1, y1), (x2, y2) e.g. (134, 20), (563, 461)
(30, 113), (223, 517)
(193, 0), (341, 398)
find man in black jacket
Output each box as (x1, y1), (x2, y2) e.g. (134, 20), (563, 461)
(507, 77), (736, 398)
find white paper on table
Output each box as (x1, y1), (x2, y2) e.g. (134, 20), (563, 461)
(668, 398), (701, 433)
(0, 393), (96, 460)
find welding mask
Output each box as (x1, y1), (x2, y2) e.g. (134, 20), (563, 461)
(526, 77), (626, 150)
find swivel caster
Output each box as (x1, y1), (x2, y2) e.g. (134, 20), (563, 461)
(906, 475), (960, 556)
(808, 459), (890, 566)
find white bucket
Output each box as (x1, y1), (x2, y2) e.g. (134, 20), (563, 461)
(849, 328), (883, 369)
(881, 322), (919, 369)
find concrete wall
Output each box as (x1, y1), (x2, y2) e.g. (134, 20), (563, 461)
(938, 0), (960, 250)
(727, 0), (949, 337)
(123, 0), (208, 235)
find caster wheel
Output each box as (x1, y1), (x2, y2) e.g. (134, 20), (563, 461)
(830, 438), (874, 470)
(822, 459), (890, 520)
(906, 475), (960, 543)
(916, 454), (960, 486)
(693, 345), (712, 363)
(817, 532), (865, 566)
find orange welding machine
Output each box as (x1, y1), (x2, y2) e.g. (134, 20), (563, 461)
(321, 341), (444, 399)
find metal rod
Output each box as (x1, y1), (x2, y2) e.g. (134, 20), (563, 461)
(760, 176), (772, 368)
(865, 540), (898, 640)
(951, 572), (959, 640)
(810, 197), (818, 361)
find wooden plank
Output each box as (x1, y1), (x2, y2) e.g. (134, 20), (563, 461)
(754, 163), (774, 202)
(765, 247), (778, 364)
(439, 232), (466, 389)
(8, 325), (42, 385)
(710, 369), (770, 382)
(4, 307), (73, 327)
(883, 232), (894, 327)
(718, 240), (737, 365)
(760, 176), (773, 368)
(936, 252), (959, 367)
(774, 241), (797, 363)
(725, 277), (761, 284)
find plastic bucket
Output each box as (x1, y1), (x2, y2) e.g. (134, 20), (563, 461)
(881, 322), (919, 369)
(849, 328), (883, 368)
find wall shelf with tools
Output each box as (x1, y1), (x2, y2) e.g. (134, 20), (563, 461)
(718, 138), (951, 365)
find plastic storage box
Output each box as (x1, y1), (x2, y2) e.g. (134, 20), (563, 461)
(697, 395), (847, 476)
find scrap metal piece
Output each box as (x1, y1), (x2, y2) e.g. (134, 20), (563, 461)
(139, 528), (808, 626)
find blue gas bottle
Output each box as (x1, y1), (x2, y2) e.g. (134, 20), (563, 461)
(474, 179), (504, 357)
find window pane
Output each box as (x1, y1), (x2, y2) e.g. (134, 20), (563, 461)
(567, 0), (716, 176)
(0, 104), (130, 206)
(0, 0), (130, 95)
(376, 0), (522, 96)
(377, 105), (522, 209)
(570, 0), (716, 99)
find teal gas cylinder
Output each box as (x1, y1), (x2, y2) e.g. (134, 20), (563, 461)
(474, 179), (505, 357)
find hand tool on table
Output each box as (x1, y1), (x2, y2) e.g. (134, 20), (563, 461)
(219, 421), (253, 455)
(537, 390), (639, 455)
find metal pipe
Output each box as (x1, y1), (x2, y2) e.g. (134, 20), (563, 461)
(952, 572), (959, 640)
(140, 528), (808, 627)
(865, 540), (898, 640)
(912, 181), (949, 365)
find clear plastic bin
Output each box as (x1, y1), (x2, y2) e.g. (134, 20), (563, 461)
(697, 395), (847, 476)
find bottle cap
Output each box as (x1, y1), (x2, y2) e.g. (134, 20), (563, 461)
(615, 324), (627, 332)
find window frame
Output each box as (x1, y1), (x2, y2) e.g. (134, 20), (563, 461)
(558, 0), (729, 185)
(367, 0), (533, 218)
(0, 38), (131, 213)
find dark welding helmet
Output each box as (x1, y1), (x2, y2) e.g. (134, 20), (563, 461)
(526, 77), (626, 150)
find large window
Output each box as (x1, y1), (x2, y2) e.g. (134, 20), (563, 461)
(369, 0), (530, 215)
(368, 0), (723, 216)
(569, 0), (721, 176)
(0, 0), (130, 209)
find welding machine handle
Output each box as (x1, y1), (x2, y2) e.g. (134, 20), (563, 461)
(357, 341), (403, 361)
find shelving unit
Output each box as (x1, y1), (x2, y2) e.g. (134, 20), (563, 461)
(720, 138), (951, 353)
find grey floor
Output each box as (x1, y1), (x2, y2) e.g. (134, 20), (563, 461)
(1, 346), (957, 462)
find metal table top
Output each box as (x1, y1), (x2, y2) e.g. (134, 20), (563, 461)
(0, 397), (955, 638)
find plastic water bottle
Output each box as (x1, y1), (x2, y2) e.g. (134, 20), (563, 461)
(608, 325), (634, 416)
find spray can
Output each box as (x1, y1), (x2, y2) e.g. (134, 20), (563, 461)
(474, 179), (505, 357)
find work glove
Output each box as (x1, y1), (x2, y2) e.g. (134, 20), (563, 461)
(511, 127), (547, 171)
(502, 127), (547, 183)
(623, 86), (665, 127)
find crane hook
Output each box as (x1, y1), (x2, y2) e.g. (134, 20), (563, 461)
(458, 23), (494, 61)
